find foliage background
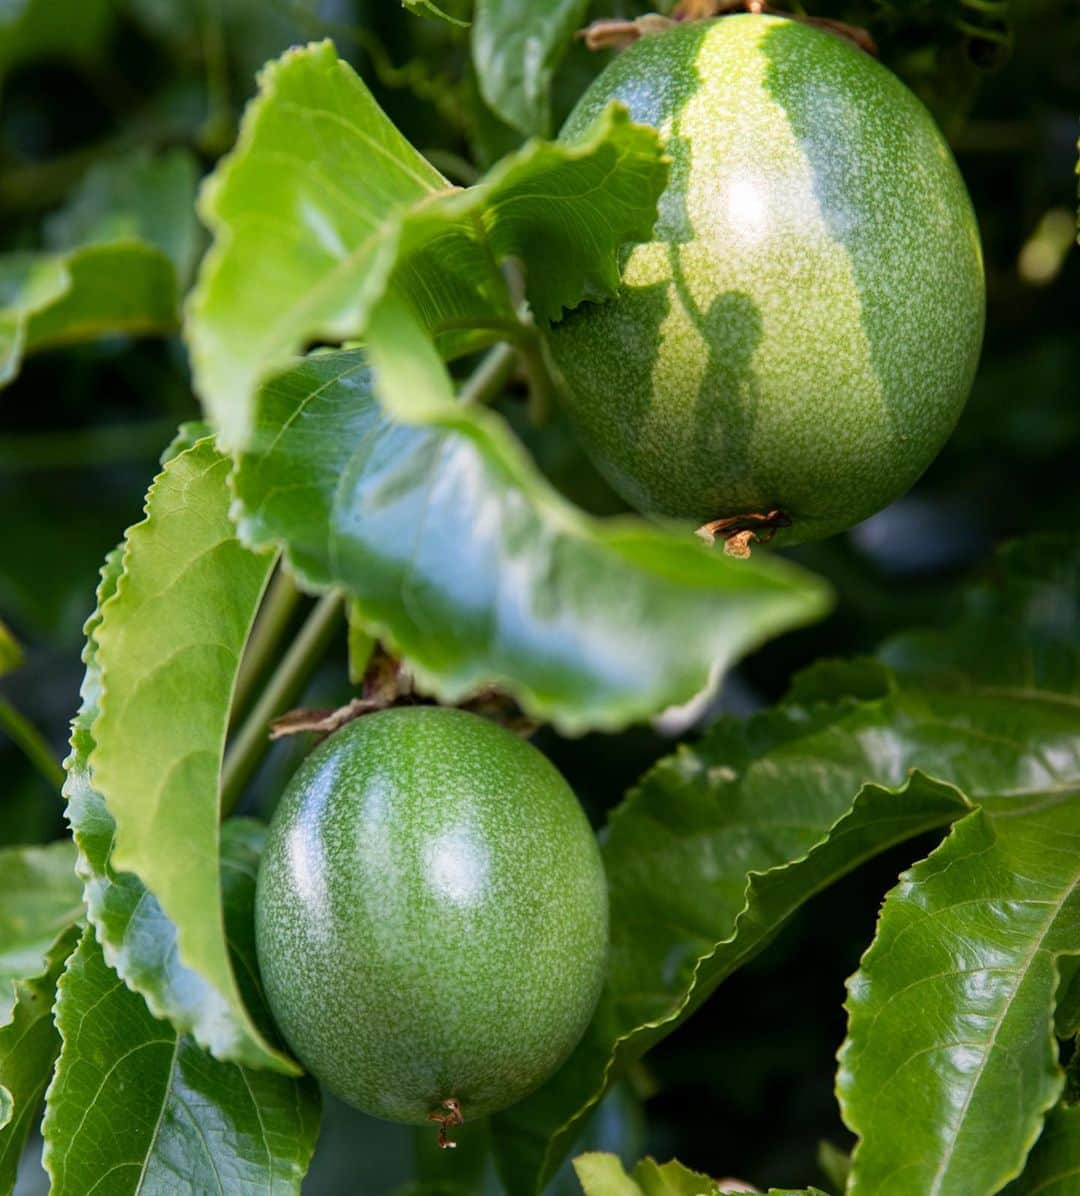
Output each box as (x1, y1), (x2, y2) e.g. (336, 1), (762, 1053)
(0, 0), (1077, 1192)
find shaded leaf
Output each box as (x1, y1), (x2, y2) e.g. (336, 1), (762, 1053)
(234, 349), (828, 734)
(43, 870), (320, 1195)
(0, 0), (113, 75)
(0, 925), (80, 1193)
(81, 438), (289, 1071)
(472, 0), (589, 136)
(0, 841), (83, 1028)
(1002, 1103), (1080, 1195)
(187, 38), (667, 449)
(45, 148), (201, 285)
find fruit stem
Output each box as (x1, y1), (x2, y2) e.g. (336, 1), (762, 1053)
(428, 1098), (464, 1149)
(220, 591), (344, 818)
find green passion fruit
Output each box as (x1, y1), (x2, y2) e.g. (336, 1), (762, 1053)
(254, 706), (608, 1128)
(546, 14), (985, 546)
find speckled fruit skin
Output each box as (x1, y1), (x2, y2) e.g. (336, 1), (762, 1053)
(546, 14), (985, 544)
(255, 706), (608, 1125)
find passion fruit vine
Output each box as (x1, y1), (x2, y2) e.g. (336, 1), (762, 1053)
(255, 707), (609, 1130)
(546, 13), (985, 549)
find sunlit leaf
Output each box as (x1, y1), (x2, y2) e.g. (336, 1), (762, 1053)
(0, 618), (21, 676)
(83, 437), (288, 1070)
(187, 38), (667, 449)
(573, 1152), (828, 1195)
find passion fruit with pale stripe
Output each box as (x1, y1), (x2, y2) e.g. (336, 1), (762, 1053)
(255, 706), (608, 1129)
(546, 14), (984, 547)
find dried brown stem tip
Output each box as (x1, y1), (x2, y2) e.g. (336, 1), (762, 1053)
(578, 14), (675, 51)
(428, 1098), (464, 1149)
(696, 509), (791, 558)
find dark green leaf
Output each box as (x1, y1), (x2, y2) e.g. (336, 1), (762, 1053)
(0, 842), (83, 1028)
(472, 0), (589, 136)
(1002, 1103), (1080, 1195)
(42, 836), (320, 1196)
(0, 0), (113, 75)
(234, 349), (828, 733)
(70, 439), (290, 1071)
(0, 925), (80, 1193)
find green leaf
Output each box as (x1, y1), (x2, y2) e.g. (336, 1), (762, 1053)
(1002, 1103), (1080, 1195)
(233, 349), (828, 733)
(0, 618), (20, 676)
(493, 677), (968, 1186)
(187, 39), (668, 450)
(45, 148), (201, 285)
(495, 538), (1080, 1191)
(472, 0), (589, 136)
(403, 0), (469, 26)
(187, 39), (446, 451)
(0, 149), (197, 388)
(0, 841), (83, 1028)
(43, 874), (320, 1194)
(80, 437), (289, 1071)
(0, 0), (113, 76)
(573, 1153), (828, 1195)
(0, 925), (80, 1193)
(834, 537), (1080, 1196)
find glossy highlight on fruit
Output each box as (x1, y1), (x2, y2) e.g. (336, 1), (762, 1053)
(255, 706), (609, 1125)
(546, 14), (985, 544)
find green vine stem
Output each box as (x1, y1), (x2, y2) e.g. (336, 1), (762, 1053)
(230, 566), (304, 724)
(0, 698), (65, 794)
(220, 590), (344, 819)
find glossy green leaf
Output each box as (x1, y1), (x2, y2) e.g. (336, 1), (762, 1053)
(43, 853), (320, 1196)
(573, 1152), (828, 1195)
(187, 38), (668, 449)
(1002, 1103), (1080, 1195)
(0, 925), (80, 1193)
(841, 805), (1080, 1196)
(0, 618), (21, 676)
(233, 349), (828, 733)
(0, 841), (83, 1029)
(835, 537), (1080, 1196)
(0, 151), (196, 388)
(84, 437), (289, 1071)
(472, 0), (589, 135)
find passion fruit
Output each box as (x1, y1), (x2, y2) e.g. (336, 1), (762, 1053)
(255, 706), (608, 1127)
(546, 14), (985, 546)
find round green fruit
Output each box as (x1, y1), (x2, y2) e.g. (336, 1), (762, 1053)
(254, 706), (608, 1126)
(546, 14), (985, 545)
